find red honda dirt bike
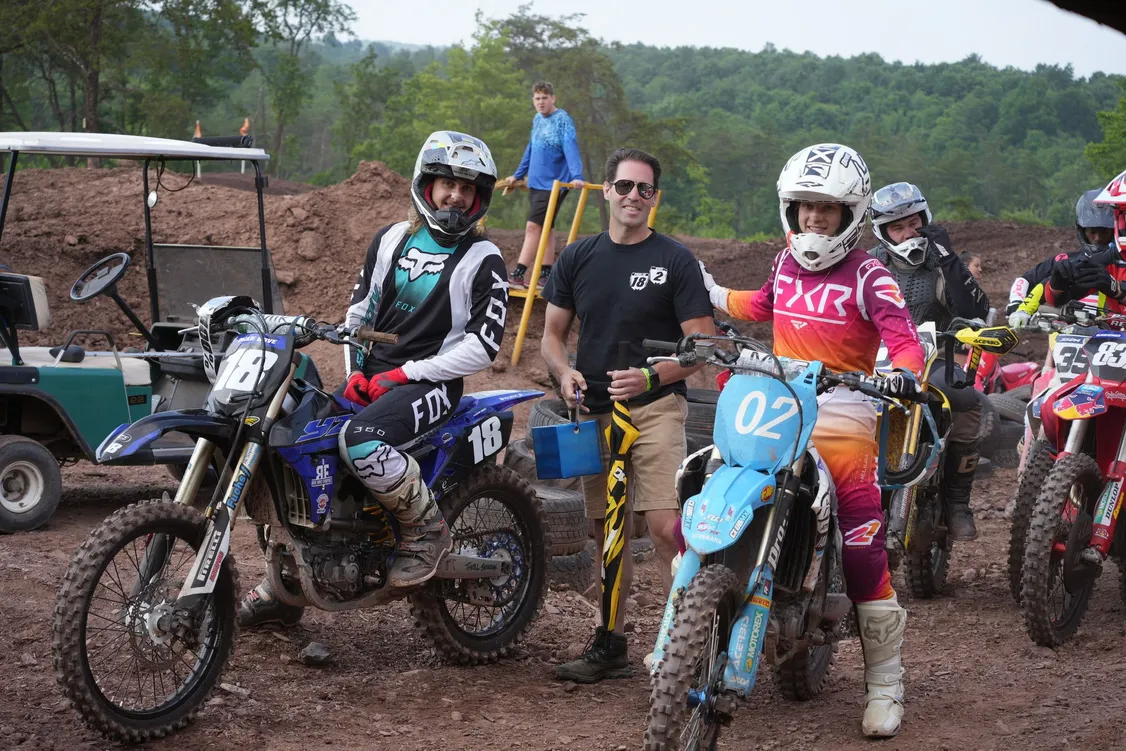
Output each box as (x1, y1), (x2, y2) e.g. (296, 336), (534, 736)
(974, 352), (1040, 396)
(1021, 313), (1126, 646)
(1006, 304), (1100, 602)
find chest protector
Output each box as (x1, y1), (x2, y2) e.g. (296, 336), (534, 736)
(871, 247), (951, 329)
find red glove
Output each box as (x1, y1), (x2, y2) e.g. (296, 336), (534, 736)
(343, 372), (371, 406)
(365, 367), (409, 403)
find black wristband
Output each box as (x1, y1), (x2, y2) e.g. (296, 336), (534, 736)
(642, 366), (661, 392)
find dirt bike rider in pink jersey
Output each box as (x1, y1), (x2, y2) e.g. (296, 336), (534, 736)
(699, 143), (925, 739)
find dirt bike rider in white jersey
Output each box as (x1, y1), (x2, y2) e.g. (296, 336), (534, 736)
(238, 131), (509, 628)
(867, 182), (991, 541)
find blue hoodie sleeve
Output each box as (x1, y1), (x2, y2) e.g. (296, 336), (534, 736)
(513, 140), (531, 180)
(560, 112), (583, 182)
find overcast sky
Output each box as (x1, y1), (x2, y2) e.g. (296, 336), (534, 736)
(348, 0), (1124, 78)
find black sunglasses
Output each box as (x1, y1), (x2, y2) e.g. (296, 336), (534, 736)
(610, 179), (657, 200)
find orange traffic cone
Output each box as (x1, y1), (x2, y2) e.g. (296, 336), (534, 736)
(194, 120), (201, 138)
(239, 117), (250, 136)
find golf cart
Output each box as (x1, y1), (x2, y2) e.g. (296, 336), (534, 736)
(0, 132), (318, 532)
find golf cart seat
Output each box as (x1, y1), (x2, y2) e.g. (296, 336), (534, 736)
(17, 346), (153, 386)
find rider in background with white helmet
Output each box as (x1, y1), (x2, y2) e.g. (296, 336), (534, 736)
(868, 182), (990, 541)
(238, 131), (509, 628)
(700, 144), (924, 739)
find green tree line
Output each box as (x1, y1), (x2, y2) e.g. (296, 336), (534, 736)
(2, 2), (1125, 238)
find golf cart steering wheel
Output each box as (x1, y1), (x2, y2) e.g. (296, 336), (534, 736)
(70, 253), (131, 302)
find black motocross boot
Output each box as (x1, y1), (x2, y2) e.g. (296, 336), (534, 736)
(944, 449), (979, 542)
(237, 578), (305, 629)
(555, 626), (633, 683)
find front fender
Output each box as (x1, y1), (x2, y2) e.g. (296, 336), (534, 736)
(681, 462), (776, 555)
(97, 409), (238, 464)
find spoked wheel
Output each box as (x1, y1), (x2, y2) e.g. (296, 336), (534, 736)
(409, 464), (547, 663)
(51, 500), (238, 742)
(645, 565), (740, 751)
(1008, 440), (1054, 602)
(904, 490), (951, 599)
(1021, 453), (1102, 647)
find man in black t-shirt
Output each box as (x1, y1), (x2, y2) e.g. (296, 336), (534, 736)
(541, 147), (714, 683)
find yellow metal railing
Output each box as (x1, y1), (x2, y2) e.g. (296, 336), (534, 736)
(506, 179), (662, 366)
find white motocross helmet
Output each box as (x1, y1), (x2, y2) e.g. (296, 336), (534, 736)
(869, 182), (934, 266)
(777, 144), (871, 272)
(410, 131), (497, 246)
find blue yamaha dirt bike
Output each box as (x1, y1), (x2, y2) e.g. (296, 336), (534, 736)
(51, 298), (547, 743)
(642, 333), (920, 751)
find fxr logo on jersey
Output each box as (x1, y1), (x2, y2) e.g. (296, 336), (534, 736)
(775, 273), (852, 324)
(629, 266), (669, 291)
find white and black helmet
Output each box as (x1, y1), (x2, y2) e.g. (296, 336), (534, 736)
(870, 182), (934, 266)
(777, 144), (872, 272)
(411, 131), (497, 246)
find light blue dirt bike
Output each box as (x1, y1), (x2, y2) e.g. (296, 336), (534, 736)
(641, 333), (918, 751)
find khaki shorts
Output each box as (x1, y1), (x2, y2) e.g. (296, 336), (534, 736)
(580, 393), (688, 519)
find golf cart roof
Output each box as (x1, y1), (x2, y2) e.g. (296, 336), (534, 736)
(0, 132), (269, 162)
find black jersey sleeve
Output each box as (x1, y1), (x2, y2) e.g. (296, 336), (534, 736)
(923, 225), (990, 320)
(670, 247), (717, 323)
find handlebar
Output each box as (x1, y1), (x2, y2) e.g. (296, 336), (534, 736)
(641, 338), (680, 353)
(224, 312), (398, 348)
(355, 329), (399, 344)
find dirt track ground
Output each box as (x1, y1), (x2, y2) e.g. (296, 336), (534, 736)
(2, 463), (1126, 750)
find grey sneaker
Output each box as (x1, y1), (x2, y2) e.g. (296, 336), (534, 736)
(390, 516), (453, 588)
(555, 626), (633, 683)
(237, 582), (305, 628)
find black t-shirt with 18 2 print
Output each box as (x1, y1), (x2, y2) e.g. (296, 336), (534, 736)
(543, 230), (713, 414)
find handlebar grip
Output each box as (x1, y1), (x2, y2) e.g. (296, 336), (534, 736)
(641, 339), (678, 353)
(355, 329), (399, 344)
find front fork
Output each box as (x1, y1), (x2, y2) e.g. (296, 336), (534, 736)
(172, 365), (295, 611)
(650, 465), (801, 700)
(1087, 425), (1126, 561)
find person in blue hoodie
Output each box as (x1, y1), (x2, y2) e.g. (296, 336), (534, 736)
(500, 81), (585, 291)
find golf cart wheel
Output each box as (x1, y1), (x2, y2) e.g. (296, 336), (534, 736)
(0, 435), (63, 533)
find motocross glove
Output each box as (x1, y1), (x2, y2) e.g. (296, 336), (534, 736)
(878, 368), (923, 400)
(1090, 268), (1126, 301)
(1007, 309), (1032, 329)
(343, 372), (371, 406)
(915, 225), (954, 261)
(365, 367), (410, 403)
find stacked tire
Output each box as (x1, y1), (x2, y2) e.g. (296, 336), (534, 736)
(510, 394), (715, 591)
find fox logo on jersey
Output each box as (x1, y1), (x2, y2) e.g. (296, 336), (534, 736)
(397, 248), (448, 282)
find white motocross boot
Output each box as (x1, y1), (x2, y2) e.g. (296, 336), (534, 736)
(856, 597), (907, 738)
(371, 455), (452, 588)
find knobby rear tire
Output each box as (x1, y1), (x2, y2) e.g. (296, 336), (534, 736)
(409, 464), (547, 664)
